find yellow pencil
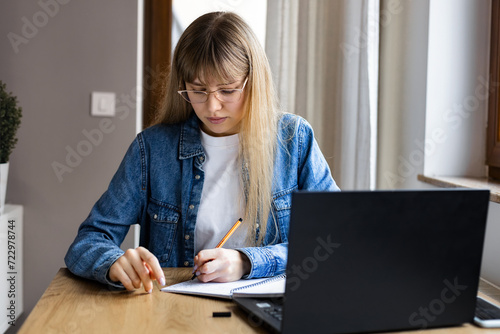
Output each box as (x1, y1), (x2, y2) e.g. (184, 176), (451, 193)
(215, 218), (243, 248)
(191, 218), (243, 280)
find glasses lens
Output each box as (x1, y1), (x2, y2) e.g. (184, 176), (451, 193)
(179, 91), (208, 103)
(179, 88), (244, 104)
(179, 91), (191, 102)
(215, 89), (242, 103)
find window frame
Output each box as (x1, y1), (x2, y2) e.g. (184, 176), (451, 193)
(487, 0), (500, 179)
(142, 0), (172, 129)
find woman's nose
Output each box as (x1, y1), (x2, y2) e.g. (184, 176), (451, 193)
(206, 92), (222, 112)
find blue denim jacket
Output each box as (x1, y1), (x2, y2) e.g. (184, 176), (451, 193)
(65, 113), (339, 287)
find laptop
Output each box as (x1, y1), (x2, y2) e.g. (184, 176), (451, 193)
(234, 189), (490, 333)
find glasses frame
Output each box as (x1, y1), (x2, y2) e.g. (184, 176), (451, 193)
(177, 78), (248, 104)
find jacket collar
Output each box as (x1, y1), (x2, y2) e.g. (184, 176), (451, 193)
(179, 113), (205, 160)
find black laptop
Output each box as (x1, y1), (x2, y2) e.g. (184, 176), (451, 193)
(234, 189), (490, 333)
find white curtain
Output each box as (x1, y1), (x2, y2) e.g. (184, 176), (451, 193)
(266, 0), (379, 190)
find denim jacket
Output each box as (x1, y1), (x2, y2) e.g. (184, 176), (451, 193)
(65, 113), (339, 287)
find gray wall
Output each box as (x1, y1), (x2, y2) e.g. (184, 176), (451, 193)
(0, 0), (138, 323)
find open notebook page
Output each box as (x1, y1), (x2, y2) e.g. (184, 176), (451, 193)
(232, 275), (286, 298)
(162, 275), (285, 299)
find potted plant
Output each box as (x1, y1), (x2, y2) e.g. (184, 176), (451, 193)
(0, 80), (22, 214)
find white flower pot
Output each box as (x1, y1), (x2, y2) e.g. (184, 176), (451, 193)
(0, 162), (9, 215)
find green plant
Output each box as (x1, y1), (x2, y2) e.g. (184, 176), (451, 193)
(0, 80), (22, 163)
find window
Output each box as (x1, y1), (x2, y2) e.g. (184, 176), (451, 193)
(142, 0), (172, 129)
(487, 0), (500, 179)
(172, 0), (267, 52)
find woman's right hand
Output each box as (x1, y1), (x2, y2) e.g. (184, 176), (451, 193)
(109, 246), (166, 293)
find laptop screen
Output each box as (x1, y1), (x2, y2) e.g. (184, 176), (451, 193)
(281, 189), (489, 334)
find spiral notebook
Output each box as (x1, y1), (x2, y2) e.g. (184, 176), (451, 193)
(161, 274), (286, 299)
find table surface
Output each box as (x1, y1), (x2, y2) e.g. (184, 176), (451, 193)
(18, 268), (500, 334)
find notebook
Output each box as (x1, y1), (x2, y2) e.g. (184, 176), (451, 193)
(234, 189), (490, 334)
(161, 273), (285, 299)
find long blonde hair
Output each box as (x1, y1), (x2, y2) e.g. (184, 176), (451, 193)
(155, 12), (280, 245)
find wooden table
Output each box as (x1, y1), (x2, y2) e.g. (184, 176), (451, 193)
(19, 268), (267, 333)
(18, 268), (500, 333)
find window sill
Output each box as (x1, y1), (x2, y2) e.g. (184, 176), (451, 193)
(417, 174), (500, 204)
(479, 278), (500, 305)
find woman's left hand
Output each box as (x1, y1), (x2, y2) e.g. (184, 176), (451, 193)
(193, 248), (251, 282)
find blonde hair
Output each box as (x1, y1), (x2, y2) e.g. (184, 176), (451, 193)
(155, 12), (280, 245)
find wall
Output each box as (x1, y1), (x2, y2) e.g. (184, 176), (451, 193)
(0, 0), (138, 325)
(425, 0), (489, 177)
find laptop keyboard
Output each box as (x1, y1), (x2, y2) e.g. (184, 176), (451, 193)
(262, 304), (282, 321)
(256, 299), (284, 322)
(475, 298), (500, 319)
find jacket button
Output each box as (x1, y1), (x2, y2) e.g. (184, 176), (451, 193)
(189, 204), (195, 210)
(199, 156), (204, 162)
(185, 234), (190, 240)
(153, 214), (158, 219)
(184, 261), (189, 267)
(195, 175), (200, 180)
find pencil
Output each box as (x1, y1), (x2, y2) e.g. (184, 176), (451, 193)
(191, 218), (243, 280)
(215, 218), (243, 248)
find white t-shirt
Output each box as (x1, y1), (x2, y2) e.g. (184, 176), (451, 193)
(194, 130), (247, 254)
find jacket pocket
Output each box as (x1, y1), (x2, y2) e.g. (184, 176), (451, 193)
(147, 200), (180, 264)
(271, 190), (294, 242)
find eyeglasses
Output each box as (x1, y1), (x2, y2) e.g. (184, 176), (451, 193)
(178, 78), (248, 104)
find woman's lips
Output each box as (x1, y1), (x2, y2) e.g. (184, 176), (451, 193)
(207, 117), (227, 124)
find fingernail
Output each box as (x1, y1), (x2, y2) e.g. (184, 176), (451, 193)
(159, 277), (166, 286)
(192, 265), (198, 273)
(196, 271), (200, 276)
(147, 288), (152, 294)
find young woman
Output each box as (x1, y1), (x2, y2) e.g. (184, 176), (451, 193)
(65, 11), (339, 293)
